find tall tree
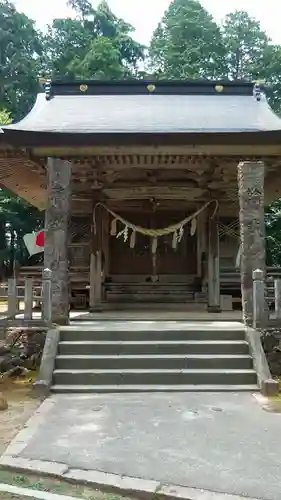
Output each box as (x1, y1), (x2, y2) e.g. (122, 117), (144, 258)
(67, 0), (92, 20)
(221, 11), (269, 81)
(0, 0), (43, 120)
(45, 0), (145, 80)
(149, 0), (226, 79)
(221, 11), (281, 118)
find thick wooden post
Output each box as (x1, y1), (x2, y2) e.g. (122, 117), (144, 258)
(8, 278), (17, 318)
(44, 158), (72, 325)
(90, 201), (103, 311)
(102, 209), (110, 293)
(24, 278), (33, 320)
(207, 216), (221, 312)
(238, 161), (265, 326)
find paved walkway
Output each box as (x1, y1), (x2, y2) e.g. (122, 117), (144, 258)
(1, 392), (281, 500)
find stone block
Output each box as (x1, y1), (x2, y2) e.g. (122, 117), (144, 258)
(220, 295), (233, 311)
(261, 379), (279, 397)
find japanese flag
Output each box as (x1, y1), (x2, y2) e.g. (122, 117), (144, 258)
(23, 231), (45, 256)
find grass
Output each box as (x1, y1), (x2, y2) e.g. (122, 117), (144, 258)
(0, 471), (133, 500)
(0, 494), (40, 500)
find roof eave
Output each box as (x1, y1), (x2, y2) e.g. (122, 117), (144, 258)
(2, 129), (281, 148)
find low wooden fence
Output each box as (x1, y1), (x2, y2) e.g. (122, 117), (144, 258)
(253, 269), (281, 329)
(0, 268), (52, 326)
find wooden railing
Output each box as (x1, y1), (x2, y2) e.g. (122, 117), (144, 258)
(253, 269), (281, 329)
(0, 268), (52, 326)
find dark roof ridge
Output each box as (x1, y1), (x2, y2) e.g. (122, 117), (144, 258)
(40, 78), (265, 98)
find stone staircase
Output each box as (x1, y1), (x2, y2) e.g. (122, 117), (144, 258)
(105, 282), (199, 303)
(51, 322), (258, 393)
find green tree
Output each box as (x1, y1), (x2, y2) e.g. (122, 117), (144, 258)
(0, 0), (43, 120)
(149, 0), (226, 79)
(262, 44), (281, 115)
(67, 0), (92, 20)
(221, 11), (269, 81)
(220, 10), (281, 113)
(45, 0), (145, 80)
(0, 190), (43, 277)
(265, 200), (281, 266)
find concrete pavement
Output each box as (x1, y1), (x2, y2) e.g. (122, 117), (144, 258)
(1, 392), (280, 500)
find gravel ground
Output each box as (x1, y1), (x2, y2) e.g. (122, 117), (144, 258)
(0, 381), (40, 456)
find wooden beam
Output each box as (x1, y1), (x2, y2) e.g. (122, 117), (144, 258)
(44, 158), (72, 325)
(32, 144), (281, 158)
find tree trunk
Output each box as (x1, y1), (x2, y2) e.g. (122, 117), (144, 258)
(238, 161), (266, 326)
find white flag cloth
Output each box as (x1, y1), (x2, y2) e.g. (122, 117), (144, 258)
(23, 231), (44, 256)
(235, 245), (241, 269)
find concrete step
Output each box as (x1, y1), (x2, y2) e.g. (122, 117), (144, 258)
(59, 328), (246, 342)
(53, 368), (257, 386)
(51, 384), (259, 393)
(55, 354), (253, 370)
(58, 340), (250, 355)
(106, 295), (194, 303)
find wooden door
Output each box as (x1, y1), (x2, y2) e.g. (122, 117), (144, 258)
(152, 211), (197, 275)
(110, 213), (151, 275)
(110, 211), (197, 276)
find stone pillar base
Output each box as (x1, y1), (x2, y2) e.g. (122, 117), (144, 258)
(208, 306), (221, 313)
(90, 305), (103, 313)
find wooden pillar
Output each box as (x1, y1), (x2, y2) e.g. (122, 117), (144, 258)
(207, 215), (221, 312)
(44, 158), (72, 325)
(89, 200), (103, 311)
(102, 210), (110, 280)
(238, 161), (266, 326)
(196, 211), (204, 276)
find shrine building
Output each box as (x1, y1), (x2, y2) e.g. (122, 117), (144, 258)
(1, 79), (280, 324)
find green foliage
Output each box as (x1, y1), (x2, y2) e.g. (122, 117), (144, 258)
(67, 0), (92, 20)
(0, 189), (43, 277)
(0, 0), (43, 120)
(44, 0), (145, 80)
(221, 11), (269, 80)
(149, 0), (227, 79)
(265, 201), (281, 266)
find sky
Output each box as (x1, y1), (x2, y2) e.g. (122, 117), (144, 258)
(13, 0), (281, 45)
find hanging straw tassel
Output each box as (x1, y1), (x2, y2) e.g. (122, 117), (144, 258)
(172, 231), (178, 249)
(110, 218), (117, 236)
(190, 218), (197, 236)
(178, 226), (184, 242)
(130, 231), (136, 248)
(152, 237), (158, 254)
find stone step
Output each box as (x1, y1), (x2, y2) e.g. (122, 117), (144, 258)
(59, 328), (246, 342)
(105, 284), (194, 292)
(106, 294), (194, 302)
(51, 383), (259, 393)
(55, 354), (253, 370)
(58, 340), (250, 356)
(53, 368), (257, 386)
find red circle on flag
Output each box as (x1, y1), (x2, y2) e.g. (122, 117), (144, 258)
(36, 231), (45, 247)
